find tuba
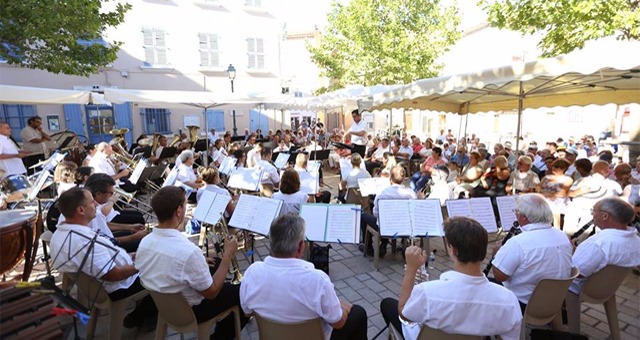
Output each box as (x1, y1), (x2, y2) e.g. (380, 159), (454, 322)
(187, 125), (200, 144)
(214, 218), (243, 285)
(109, 128), (129, 151)
(168, 134), (182, 147)
(151, 133), (163, 155)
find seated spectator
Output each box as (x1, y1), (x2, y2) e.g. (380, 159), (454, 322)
(505, 156), (540, 194)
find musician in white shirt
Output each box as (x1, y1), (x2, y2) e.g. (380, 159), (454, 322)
(88, 142), (130, 180)
(338, 154), (370, 203)
(175, 150), (204, 201)
(257, 146), (280, 189)
(381, 217), (522, 340)
(345, 109), (367, 146)
(0, 122), (29, 179)
(246, 143), (262, 168)
(271, 169), (309, 216)
(20, 116), (50, 154)
(196, 167), (235, 217)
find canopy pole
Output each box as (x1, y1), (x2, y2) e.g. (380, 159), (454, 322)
(515, 81), (524, 152)
(457, 111), (463, 142)
(463, 112), (469, 143)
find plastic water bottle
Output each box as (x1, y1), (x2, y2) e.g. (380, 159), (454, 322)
(428, 251), (436, 270)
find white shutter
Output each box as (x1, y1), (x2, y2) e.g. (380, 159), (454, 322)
(155, 29), (167, 65)
(256, 39), (265, 69)
(142, 27), (154, 63)
(209, 34), (219, 67)
(254, 0), (262, 8)
(198, 33), (209, 66)
(247, 38), (256, 69)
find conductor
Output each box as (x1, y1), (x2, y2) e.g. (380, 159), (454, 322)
(344, 109), (367, 157)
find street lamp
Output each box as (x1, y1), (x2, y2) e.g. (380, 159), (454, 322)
(227, 64), (237, 136)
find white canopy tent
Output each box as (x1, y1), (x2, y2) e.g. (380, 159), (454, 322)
(0, 85), (94, 105)
(365, 41), (640, 149)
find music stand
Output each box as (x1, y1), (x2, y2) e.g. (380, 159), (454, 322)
(271, 152), (282, 162)
(309, 150), (330, 162)
(57, 136), (75, 150)
(158, 146), (177, 159)
(134, 146), (152, 158)
(194, 139), (207, 152)
(351, 144), (366, 158)
(150, 164), (168, 181)
(231, 136), (245, 143)
(287, 152), (299, 164)
(137, 166), (157, 185)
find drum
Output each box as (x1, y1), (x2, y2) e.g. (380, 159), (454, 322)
(0, 175), (31, 203)
(0, 210), (38, 281)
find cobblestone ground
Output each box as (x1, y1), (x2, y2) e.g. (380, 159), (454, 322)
(14, 171), (635, 339)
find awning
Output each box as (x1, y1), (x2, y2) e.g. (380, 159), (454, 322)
(0, 85), (93, 105)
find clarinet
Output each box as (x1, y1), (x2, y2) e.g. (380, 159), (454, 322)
(570, 220), (594, 240)
(483, 221), (521, 275)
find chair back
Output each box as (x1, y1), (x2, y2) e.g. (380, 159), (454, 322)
(346, 188), (369, 212)
(525, 267), (580, 325)
(417, 325), (485, 340)
(581, 265), (632, 304)
(148, 291), (198, 332)
(74, 272), (112, 309)
(254, 314), (324, 340)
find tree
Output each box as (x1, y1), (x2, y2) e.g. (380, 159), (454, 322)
(0, 0), (131, 76)
(308, 0), (461, 94)
(480, 0), (640, 57)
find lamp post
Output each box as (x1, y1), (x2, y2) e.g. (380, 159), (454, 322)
(227, 64), (237, 136)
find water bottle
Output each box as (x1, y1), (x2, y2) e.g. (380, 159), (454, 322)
(428, 250), (436, 270)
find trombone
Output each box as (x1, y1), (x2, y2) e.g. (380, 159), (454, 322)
(114, 188), (156, 220)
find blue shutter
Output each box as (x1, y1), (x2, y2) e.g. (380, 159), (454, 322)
(2, 104), (36, 141)
(249, 109), (268, 133)
(204, 109), (225, 134)
(63, 104), (85, 137)
(113, 102), (133, 146)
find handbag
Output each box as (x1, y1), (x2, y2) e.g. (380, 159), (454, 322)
(309, 243), (332, 274)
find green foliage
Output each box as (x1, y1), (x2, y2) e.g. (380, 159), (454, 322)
(308, 0), (461, 94)
(0, 0), (131, 76)
(480, 0), (640, 57)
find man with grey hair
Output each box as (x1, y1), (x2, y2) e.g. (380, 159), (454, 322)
(240, 215), (368, 340)
(566, 198), (640, 332)
(491, 193), (573, 311)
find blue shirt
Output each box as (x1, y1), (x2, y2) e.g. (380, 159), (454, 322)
(451, 153), (470, 167)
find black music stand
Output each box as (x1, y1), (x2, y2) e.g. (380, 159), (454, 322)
(137, 166), (158, 184)
(231, 136), (245, 143)
(150, 164), (168, 181)
(287, 152), (299, 164)
(158, 146), (177, 159)
(134, 146), (152, 158)
(57, 136), (75, 150)
(194, 139), (207, 152)
(309, 149), (330, 161)
(351, 144), (366, 158)
(271, 152), (281, 162)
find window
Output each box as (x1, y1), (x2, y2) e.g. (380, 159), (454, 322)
(0, 104), (37, 142)
(245, 0), (262, 7)
(246, 38), (265, 69)
(198, 33), (220, 67)
(141, 108), (171, 134)
(142, 27), (168, 66)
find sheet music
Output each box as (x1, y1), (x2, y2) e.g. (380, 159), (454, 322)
(299, 171), (319, 194)
(193, 191), (231, 225)
(162, 167), (179, 187)
(339, 158), (353, 179)
(308, 161), (321, 174)
(446, 199), (473, 218)
(495, 196), (517, 231)
(469, 197), (499, 233)
(129, 159), (148, 185)
(357, 178), (390, 196)
(378, 200), (412, 236)
(193, 191), (215, 222)
(325, 205), (359, 244)
(229, 194), (282, 235)
(412, 199), (445, 237)
(300, 204), (328, 242)
(227, 168), (263, 191)
(219, 157), (237, 175)
(215, 152), (226, 164)
(274, 153), (289, 169)
(28, 170), (50, 201)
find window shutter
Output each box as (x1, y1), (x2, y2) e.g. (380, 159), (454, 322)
(209, 34), (219, 67)
(199, 33), (209, 66)
(155, 29), (167, 65)
(247, 38), (256, 69)
(143, 27), (155, 63)
(256, 39), (265, 68)
(254, 0), (262, 7)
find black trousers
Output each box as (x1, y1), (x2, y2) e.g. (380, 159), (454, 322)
(107, 277), (157, 321)
(380, 298), (403, 338)
(316, 190), (331, 203)
(111, 209), (146, 225)
(191, 283), (249, 340)
(365, 160), (383, 175)
(330, 304), (368, 340)
(22, 153), (45, 176)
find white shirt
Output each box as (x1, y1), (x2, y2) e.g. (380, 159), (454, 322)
(20, 126), (46, 154)
(57, 182), (77, 196)
(345, 167), (371, 189)
(570, 228), (640, 294)
(89, 152), (116, 176)
(135, 228), (212, 306)
(196, 184), (230, 203)
(0, 135), (27, 178)
(372, 145), (390, 161)
(492, 222), (573, 303)
(258, 160), (280, 186)
(402, 271), (522, 340)
(373, 184), (417, 218)
(397, 145), (414, 160)
(240, 257), (342, 340)
(272, 191), (309, 216)
(50, 223), (136, 293)
(154, 146), (164, 159)
(348, 119), (367, 145)
(246, 148), (262, 168)
(57, 207), (115, 239)
(176, 163), (197, 187)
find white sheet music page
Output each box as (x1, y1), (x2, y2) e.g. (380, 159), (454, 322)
(412, 199), (445, 237)
(274, 153), (289, 169)
(162, 167), (179, 187)
(129, 159), (148, 185)
(339, 158), (353, 180)
(229, 195), (282, 235)
(299, 171), (319, 194)
(194, 191), (215, 222)
(219, 157), (237, 175)
(378, 200), (412, 236)
(469, 197), (499, 233)
(326, 204), (359, 244)
(308, 161), (321, 174)
(495, 196), (517, 231)
(205, 194), (231, 225)
(446, 199), (472, 218)
(300, 204), (328, 242)
(227, 168), (263, 191)
(357, 178), (378, 196)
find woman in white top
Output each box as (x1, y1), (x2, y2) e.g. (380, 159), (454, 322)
(338, 153), (371, 203)
(54, 161), (78, 196)
(176, 150), (204, 202)
(271, 169), (309, 217)
(196, 167), (236, 217)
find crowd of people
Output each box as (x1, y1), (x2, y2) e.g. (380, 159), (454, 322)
(2, 113), (639, 340)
